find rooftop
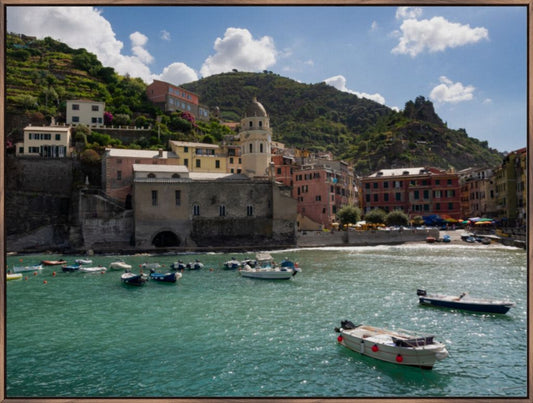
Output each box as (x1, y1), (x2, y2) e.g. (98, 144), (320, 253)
(105, 148), (178, 159)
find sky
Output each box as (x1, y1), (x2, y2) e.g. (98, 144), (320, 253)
(6, 5), (528, 153)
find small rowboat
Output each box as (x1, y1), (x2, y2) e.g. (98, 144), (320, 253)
(121, 271), (148, 286)
(62, 264), (81, 272)
(149, 269), (182, 283)
(75, 259), (93, 265)
(7, 273), (23, 281)
(109, 261), (132, 271)
(12, 264), (43, 273)
(334, 320), (448, 370)
(79, 266), (107, 273)
(41, 260), (67, 266)
(417, 289), (515, 314)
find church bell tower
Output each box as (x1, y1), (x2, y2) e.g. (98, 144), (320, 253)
(239, 97), (272, 178)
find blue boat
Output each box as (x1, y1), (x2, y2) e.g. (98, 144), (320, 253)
(62, 264), (81, 272)
(121, 271), (148, 286)
(223, 258), (241, 270)
(417, 289), (514, 314)
(170, 261), (186, 271)
(149, 269), (181, 283)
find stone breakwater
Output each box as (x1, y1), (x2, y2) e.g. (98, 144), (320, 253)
(296, 228), (439, 248)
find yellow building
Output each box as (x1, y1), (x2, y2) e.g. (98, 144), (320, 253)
(16, 125), (72, 157)
(169, 140), (227, 173)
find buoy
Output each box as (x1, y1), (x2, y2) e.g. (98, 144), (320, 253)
(337, 335), (343, 342)
(43, 280), (47, 284)
(372, 344), (379, 352)
(52, 271), (56, 276)
(396, 354), (403, 363)
(33, 271), (38, 276)
(24, 276), (28, 281)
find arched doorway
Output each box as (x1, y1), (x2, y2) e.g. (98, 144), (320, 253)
(152, 231), (180, 247)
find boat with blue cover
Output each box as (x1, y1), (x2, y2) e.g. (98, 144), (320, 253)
(149, 269), (182, 283)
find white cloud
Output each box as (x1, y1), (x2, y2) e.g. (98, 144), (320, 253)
(160, 30), (171, 41)
(200, 27), (277, 77)
(392, 16), (489, 57)
(153, 62), (198, 86)
(130, 32), (154, 64)
(395, 7), (422, 20)
(430, 76), (475, 103)
(324, 75), (386, 105)
(371, 21), (378, 31)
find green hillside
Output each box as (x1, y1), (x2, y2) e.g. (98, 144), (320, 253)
(5, 33), (503, 175)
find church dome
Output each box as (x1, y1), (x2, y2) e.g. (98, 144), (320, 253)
(244, 97), (268, 117)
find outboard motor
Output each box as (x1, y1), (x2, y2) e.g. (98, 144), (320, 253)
(417, 289), (427, 296)
(341, 320), (358, 330)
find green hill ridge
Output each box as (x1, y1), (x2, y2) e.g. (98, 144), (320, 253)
(5, 33), (503, 175)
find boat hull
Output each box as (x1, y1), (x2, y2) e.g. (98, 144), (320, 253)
(7, 273), (23, 281)
(419, 296), (513, 314)
(121, 273), (147, 286)
(337, 325), (448, 370)
(13, 265), (43, 273)
(239, 268), (295, 280)
(149, 272), (181, 283)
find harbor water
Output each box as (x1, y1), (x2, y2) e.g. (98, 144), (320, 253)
(6, 242), (527, 398)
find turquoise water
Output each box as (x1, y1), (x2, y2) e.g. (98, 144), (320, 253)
(6, 243), (527, 398)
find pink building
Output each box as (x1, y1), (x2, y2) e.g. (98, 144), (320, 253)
(102, 148), (180, 206)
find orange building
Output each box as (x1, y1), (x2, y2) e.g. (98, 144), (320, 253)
(146, 80), (209, 121)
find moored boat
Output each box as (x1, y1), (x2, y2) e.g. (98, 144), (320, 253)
(186, 260), (204, 270)
(41, 260), (67, 266)
(170, 261), (186, 271)
(223, 258), (241, 270)
(79, 266), (107, 273)
(62, 264), (81, 272)
(12, 264), (43, 273)
(7, 273), (23, 281)
(334, 320), (448, 370)
(109, 261), (132, 271)
(239, 253), (300, 280)
(417, 289), (514, 314)
(75, 258), (93, 265)
(121, 271), (148, 286)
(149, 269), (181, 283)
(141, 262), (161, 270)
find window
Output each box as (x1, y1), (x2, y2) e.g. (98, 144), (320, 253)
(91, 117), (97, 124)
(259, 121), (263, 127)
(72, 104), (80, 110)
(72, 116), (80, 122)
(184, 147), (189, 152)
(92, 105), (99, 111)
(395, 192), (401, 201)
(316, 195), (322, 201)
(215, 160), (220, 169)
(193, 204), (200, 216)
(249, 144), (253, 153)
(184, 159), (188, 167)
(384, 193), (389, 202)
(249, 121), (253, 127)
(277, 168), (281, 174)
(196, 160), (201, 168)
(55, 134), (61, 141)
(151, 190), (158, 206)
(374, 194), (378, 202)
(175, 190), (181, 206)
(414, 190), (419, 200)
(172, 173), (180, 178)
(147, 173), (156, 178)
(260, 143), (264, 153)
(117, 171), (122, 180)
(448, 202), (454, 210)
(219, 205), (226, 216)
(423, 190), (429, 199)
(247, 205), (254, 216)
(230, 157), (234, 164)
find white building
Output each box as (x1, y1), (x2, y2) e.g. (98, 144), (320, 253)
(16, 125), (72, 157)
(66, 99), (105, 127)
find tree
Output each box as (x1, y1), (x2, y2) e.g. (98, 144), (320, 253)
(364, 208), (386, 224)
(337, 205), (361, 228)
(412, 215), (424, 226)
(385, 210), (409, 227)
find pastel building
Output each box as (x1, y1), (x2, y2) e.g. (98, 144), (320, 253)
(101, 148), (180, 205)
(146, 80), (209, 121)
(361, 167), (461, 219)
(168, 140), (227, 173)
(66, 100), (105, 127)
(16, 125), (72, 158)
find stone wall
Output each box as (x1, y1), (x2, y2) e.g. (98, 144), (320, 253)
(296, 228), (440, 247)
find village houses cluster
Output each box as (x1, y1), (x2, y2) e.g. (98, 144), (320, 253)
(15, 79), (527, 246)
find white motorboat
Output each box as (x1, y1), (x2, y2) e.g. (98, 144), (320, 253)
(239, 253), (300, 280)
(75, 258), (93, 265)
(109, 261), (132, 270)
(12, 264), (43, 273)
(334, 320), (448, 370)
(79, 266), (107, 273)
(141, 262), (162, 270)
